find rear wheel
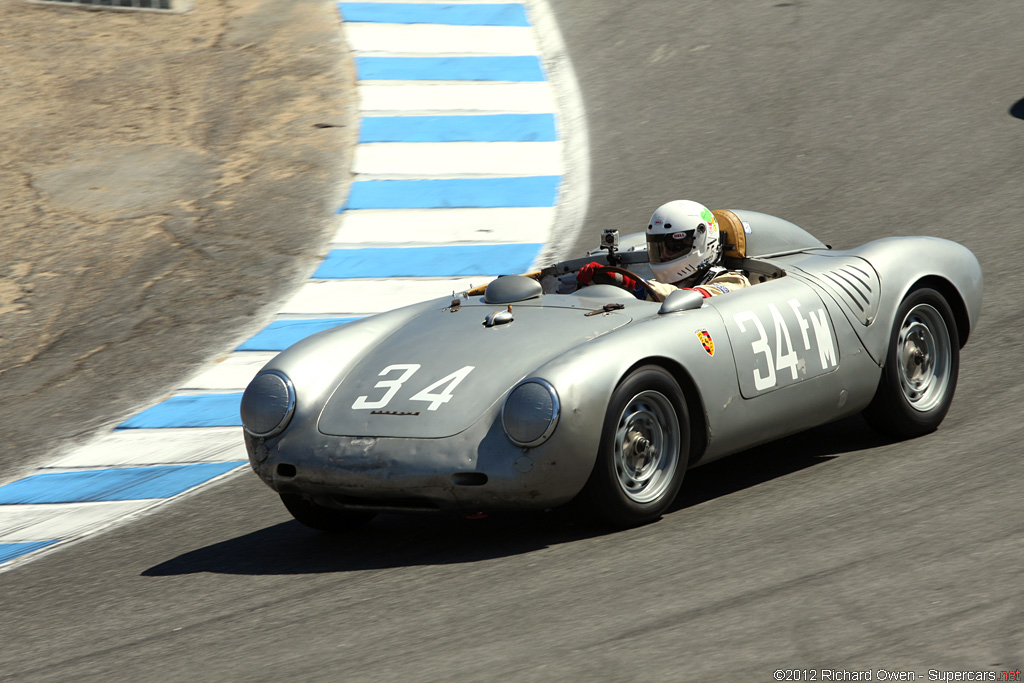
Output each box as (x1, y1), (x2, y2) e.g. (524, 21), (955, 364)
(280, 494), (376, 532)
(579, 366), (688, 528)
(863, 287), (959, 438)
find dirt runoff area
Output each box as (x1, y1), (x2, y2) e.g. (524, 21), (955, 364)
(0, 0), (357, 478)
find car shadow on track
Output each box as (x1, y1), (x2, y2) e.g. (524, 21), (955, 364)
(143, 416), (889, 577)
(142, 510), (596, 577)
(673, 414), (889, 511)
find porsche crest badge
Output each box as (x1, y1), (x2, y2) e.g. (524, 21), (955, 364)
(696, 328), (715, 356)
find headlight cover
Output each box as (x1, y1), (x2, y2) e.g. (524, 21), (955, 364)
(502, 378), (559, 448)
(240, 370), (296, 438)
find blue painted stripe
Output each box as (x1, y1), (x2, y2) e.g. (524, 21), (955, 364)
(345, 176), (560, 210)
(339, 2), (530, 26)
(0, 462), (246, 505)
(237, 318), (359, 352)
(355, 56), (545, 82)
(359, 114), (557, 143)
(314, 244), (542, 278)
(117, 393), (243, 429)
(0, 540), (60, 565)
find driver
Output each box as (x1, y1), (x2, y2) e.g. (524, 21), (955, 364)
(576, 200), (749, 301)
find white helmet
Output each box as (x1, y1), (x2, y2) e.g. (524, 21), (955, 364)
(646, 200), (722, 284)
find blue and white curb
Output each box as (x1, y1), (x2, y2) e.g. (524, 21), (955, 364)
(0, 0), (588, 571)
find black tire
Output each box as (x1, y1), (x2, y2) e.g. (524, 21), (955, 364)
(862, 287), (960, 438)
(579, 366), (689, 528)
(280, 494), (376, 532)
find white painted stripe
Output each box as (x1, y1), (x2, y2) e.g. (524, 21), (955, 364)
(346, 23), (538, 56)
(353, 141), (562, 177)
(281, 277), (491, 315)
(334, 207), (555, 245)
(358, 83), (555, 114)
(181, 352), (277, 391)
(0, 500), (155, 543)
(44, 428), (247, 469)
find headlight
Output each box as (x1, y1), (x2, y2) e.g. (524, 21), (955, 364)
(240, 370), (296, 438)
(502, 378), (559, 447)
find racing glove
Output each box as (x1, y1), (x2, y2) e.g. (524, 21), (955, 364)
(575, 262), (602, 285)
(576, 262), (648, 300)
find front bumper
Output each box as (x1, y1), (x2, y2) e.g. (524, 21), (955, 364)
(245, 405), (596, 514)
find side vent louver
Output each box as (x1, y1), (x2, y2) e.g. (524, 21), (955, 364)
(808, 258), (880, 326)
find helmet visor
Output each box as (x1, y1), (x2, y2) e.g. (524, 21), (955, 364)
(647, 231), (696, 264)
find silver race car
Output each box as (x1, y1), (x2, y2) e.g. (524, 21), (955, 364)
(240, 210), (982, 528)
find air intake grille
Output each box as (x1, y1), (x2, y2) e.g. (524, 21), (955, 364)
(28, 0), (192, 13)
(806, 257), (881, 326)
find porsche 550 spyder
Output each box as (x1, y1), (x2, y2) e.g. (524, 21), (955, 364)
(240, 209), (982, 528)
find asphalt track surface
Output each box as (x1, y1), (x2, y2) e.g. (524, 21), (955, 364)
(3, 2), (1023, 681)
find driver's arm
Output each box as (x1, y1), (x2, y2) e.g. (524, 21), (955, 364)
(701, 272), (750, 295)
(649, 272), (751, 301)
(646, 280), (677, 302)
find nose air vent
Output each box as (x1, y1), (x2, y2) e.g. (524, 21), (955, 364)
(452, 472), (488, 486)
(811, 257), (881, 325)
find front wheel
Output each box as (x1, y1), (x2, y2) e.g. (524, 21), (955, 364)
(862, 287), (959, 438)
(578, 366), (689, 528)
(280, 494), (376, 532)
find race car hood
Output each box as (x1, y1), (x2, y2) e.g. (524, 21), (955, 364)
(317, 302), (631, 439)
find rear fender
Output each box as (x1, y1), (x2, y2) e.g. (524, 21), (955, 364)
(847, 237), (982, 361)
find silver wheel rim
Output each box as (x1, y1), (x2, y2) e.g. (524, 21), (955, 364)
(613, 390), (680, 504)
(897, 303), (950, 412)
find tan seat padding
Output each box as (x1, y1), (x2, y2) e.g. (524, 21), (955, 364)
(712, 209), (746, 258)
